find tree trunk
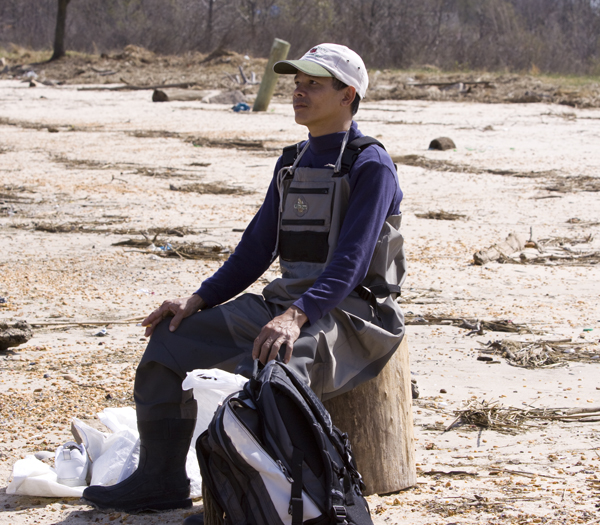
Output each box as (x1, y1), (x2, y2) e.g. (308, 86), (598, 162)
(206, 0), (215, 51)
(324, 336), (416, 495)
(51, 0), (71, 61)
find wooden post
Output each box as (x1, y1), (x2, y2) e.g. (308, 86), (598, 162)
(252, 38), (290, 112)
(324, 336), (416, 495)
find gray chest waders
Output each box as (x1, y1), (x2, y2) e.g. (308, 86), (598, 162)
(260, 133), (407, 399)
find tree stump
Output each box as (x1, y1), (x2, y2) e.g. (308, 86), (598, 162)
(323, 336), (416, 495)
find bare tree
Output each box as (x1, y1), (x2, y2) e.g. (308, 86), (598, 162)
(51, 0), (72, 61)
(2, 0), (600, 75)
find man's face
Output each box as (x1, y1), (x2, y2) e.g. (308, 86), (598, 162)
(292, 71), (353, 136)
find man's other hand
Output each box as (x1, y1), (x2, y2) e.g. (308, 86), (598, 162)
(252, 306), (308, 365)
(142, 294), (206, 337)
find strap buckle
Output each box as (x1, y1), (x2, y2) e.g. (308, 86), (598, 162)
(332, 505), (348, 523)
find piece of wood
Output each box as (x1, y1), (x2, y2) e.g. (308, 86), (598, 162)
(473, 232), (527, 265)
(252, 38), (290, 112)
(408, 80), (493, 88)
(78, 81), (201, 92)
(324, 336), (416, 495)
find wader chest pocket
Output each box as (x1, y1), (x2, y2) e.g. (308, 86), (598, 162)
(279, 182), (334, 263)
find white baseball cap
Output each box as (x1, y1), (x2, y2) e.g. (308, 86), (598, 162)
(274, 43), (368, 99)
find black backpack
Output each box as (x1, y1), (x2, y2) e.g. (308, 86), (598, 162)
(196, 360), (374, 525)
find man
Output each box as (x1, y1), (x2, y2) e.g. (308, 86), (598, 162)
(83, 43), (406, 514)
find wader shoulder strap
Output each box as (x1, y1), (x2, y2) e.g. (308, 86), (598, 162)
(281, 142), (304, 167)
(338, 136), (386, 176)
(280, 136), (386, 173)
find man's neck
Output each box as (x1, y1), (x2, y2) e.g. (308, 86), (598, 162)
(307, 116), (353, 138)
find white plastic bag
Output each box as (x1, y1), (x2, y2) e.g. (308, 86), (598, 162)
(182, 368), (248, 496)
(6, 455), (84, 498)
(182, 368), (249, 435)
(6, 370), (247, 498)
(72, 407), (140, 487)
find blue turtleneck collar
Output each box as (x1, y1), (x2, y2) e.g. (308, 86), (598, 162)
(307, 121), (361, 155)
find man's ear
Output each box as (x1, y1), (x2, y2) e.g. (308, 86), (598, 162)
(340, 86), (357, 108)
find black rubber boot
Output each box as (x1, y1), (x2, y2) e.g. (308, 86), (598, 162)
(182, 512), (204, 524)
(82, 418), (195, 513)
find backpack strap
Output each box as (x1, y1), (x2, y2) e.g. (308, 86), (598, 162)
(337, 136), (386, 176)
(290, 447), (304, 525)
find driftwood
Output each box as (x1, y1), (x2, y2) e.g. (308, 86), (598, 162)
(473, 232), (526, 265)
(29, 316), (144, 327)
(79, 81), (201, 92)
(324, 336), (416, 495)
(152, 88), (247, 105)
(152, 89), (211, 102)
(408, 80), (493, 88)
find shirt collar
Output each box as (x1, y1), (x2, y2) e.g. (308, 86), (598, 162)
(307, 121), (360, 155)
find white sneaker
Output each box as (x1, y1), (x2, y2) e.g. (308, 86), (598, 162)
(55, 441), (89, 487)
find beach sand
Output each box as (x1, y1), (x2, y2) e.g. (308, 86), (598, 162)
(1, 78), (599, 524)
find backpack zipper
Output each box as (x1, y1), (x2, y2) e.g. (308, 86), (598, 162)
(276, 459), (294, 484)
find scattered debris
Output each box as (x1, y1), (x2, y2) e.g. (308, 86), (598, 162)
(493, 233), (600, 266)
(483, 338), (600, 367)
(473, 232), (527, 265)
(446, 399), (600, 434)
(391, 154), (558, 180)
(112, 233), (160, 248)
(422, 470), (478, 477)
(79, 81), (203, 92)
(148, 241), (231, 260)
(188, 136), (270, 151)
(405, 313), (533, 334)
(114, 235), (232, 260)
(415, 210), (467, 220)
(169, 182), (253, 195)
(544, 175), (600, 193)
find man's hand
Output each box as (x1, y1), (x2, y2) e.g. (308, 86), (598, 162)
(252, 306), (308, 365)
(142, 294), (206, 337)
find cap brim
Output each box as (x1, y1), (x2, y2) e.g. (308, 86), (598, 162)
(273, 60), (333, 77)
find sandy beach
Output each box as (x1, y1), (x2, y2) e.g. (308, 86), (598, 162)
(1, 76), (600, 524)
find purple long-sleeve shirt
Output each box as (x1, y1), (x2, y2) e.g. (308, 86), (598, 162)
(196, 121), (402, 325)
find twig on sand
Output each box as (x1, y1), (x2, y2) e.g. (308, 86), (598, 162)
(29, 316), (145, 327)
(488, 468), (563, 480)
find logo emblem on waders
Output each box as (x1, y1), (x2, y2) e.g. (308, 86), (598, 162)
(293, 196), (308, 217)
